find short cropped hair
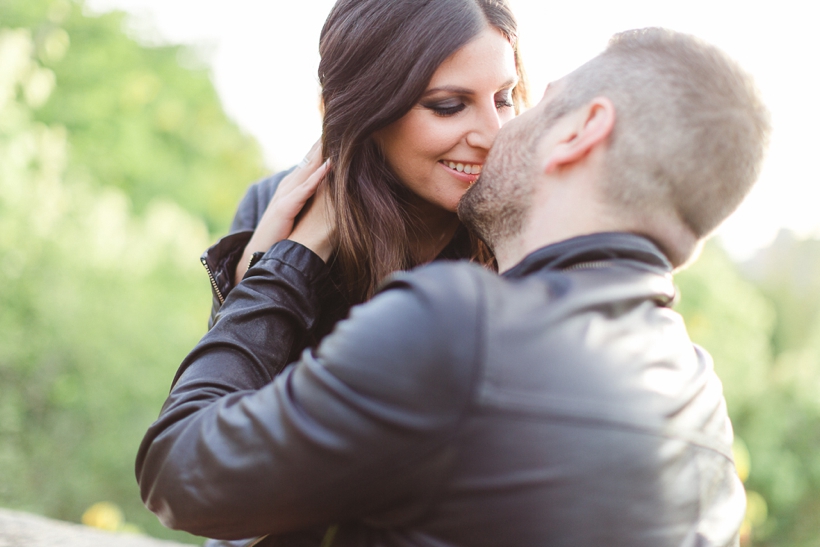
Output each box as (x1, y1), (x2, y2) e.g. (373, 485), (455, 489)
(547, 28), (770, 238)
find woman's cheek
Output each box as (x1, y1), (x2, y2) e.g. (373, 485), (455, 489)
(426, 120), (469, 156)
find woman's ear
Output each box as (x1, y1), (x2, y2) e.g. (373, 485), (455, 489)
(543, 97), (615, 174)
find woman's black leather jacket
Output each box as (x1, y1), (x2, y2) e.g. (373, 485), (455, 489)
(200, 170), (474, 335)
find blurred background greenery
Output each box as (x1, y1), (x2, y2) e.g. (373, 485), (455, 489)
(0, 1), (818, 546)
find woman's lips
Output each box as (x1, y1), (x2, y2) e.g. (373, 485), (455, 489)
(439, 160), (482, 184)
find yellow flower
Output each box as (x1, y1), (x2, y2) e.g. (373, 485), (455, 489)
(733, 438), (751, 483)
(81, 501), (124, 531)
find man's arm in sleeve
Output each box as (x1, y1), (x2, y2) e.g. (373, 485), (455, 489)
(136, 264), (484, 540)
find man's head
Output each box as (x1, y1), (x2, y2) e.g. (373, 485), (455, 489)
(459, 28), (771, 269)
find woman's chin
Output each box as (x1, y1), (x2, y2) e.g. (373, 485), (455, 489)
(439, 194), (469, 216)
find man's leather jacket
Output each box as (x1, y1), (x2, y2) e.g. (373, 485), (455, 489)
(136, 232), (744, 546)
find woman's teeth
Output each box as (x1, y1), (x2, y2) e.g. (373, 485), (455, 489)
(445, 161), (482, 175)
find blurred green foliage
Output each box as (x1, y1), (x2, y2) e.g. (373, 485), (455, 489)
(1, 1), (819, 546)
(0, 0), (270, 541)
(0, 0), (266, 234)
(676, 242), (820, 546)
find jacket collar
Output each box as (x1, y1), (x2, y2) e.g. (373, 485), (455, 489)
(502, 232), (672, 280)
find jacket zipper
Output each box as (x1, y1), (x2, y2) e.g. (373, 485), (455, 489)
(562, 259), (676, 306)
(201, 256), (226, 305)
(562, 260), (613, 272)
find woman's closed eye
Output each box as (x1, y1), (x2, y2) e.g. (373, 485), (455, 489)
(423, 100), (466, 117)
(422, 90), (515, 118)
(495, 90), (514, 110)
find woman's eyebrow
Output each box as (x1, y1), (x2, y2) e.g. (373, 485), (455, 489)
(422, 85), (473, 97)
(422, 77), (519, 97)
(502, 76), (520, 91)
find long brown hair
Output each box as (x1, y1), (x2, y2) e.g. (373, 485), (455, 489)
(319, 0), (529, 303)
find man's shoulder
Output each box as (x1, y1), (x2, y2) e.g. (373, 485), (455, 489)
(319, 261), (490, 415)
(378, 259), (500, 310)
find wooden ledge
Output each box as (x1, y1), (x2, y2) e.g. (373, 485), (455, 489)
(0, 508), (195, 547)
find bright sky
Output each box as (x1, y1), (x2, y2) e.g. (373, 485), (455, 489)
(84, 0), (820, 259)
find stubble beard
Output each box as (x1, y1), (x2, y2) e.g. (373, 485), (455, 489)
(458, 120), (538, 252)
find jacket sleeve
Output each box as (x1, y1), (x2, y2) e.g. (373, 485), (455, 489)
(135, 261), (483, 540)
(203, 169), (296, 329)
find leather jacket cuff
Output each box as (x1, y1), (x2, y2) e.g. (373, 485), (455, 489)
(251, 239), (331, 286)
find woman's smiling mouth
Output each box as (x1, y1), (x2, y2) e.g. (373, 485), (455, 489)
(440, 160), (483, 174)
(439, 160), (483, 184)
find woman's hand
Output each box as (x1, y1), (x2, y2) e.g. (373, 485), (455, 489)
(235, 141), (330, 285)
(287, 173), (337, 263)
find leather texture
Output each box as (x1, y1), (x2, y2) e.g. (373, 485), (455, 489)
(200, 169), (473, 331)
(136, 232), (743, 546)
(202, 169), (293, 330)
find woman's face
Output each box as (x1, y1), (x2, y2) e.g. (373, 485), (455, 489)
(376, 27), (519, 214)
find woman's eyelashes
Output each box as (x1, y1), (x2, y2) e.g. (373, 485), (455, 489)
(495, 90), (514, 110)
(422, 91), (515, 117)
(423, 100), (466, 117)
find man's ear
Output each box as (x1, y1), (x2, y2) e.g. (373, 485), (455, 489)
(543, 97), (615, 174)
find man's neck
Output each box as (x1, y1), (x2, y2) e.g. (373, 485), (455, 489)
(495, 179), (625, 273)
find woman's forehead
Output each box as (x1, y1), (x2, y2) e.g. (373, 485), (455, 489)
(426, 28), (517, 92)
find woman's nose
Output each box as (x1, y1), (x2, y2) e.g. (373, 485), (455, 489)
(465, 102), (505, 150)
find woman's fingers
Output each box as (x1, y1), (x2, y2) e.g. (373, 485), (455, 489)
(294, 160), (330, 197)
(277, 161), (330, 219)
(297, 139), (323, 170)
(271, 139), (324, 198)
